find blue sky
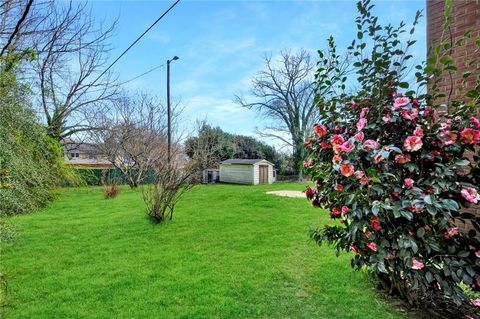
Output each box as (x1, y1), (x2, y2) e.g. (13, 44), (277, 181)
(89, 0), (426, 148)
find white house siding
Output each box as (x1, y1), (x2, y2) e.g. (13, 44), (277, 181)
(253, 164), (259, 185)
(220, 164), (254, 184)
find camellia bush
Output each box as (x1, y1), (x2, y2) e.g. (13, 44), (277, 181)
(304, 0), (480, 311)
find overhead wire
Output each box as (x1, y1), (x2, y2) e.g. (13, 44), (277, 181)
(90, 0), (180, 87)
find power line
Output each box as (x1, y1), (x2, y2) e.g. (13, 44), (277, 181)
(118, 64), (165, 87)
(90, 0), (180, 86)
(88, 64), (165, 93)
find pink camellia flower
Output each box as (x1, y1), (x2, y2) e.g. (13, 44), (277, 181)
(459, 128), (480, 144)
(351, 245), (359, 254)
(340, 163), (354, 177)
(364, 231), (372, 239)
(409, 204), (423, 214)
(393, 96), (410, 110)
(411, 259), (424, 270)
(395, 153), (411, 164)
(414, 126), (424, 137)
(461, 186), (480, 204)
(401, 108), (419, 121)
(360, 176), (371, 185)
(476, 250), (480, 258)
(363, 139), (379, 151)
(366, 242), (377, 252)
(370, 215), (381, 232)
(403, 135), (423, 152)
(314, 124), (327, 138)
(341, 206), (350, 214)
(404, 178), (414, 188)
(305, 186), (315, 198)
(303, 158), (314, 168)
(373, 153), (385, 164)
(471, 116), (480, 129)
(333, 126), (343, 133)
(334, 184), (344, 191)
(471, 299), (480, 308)
(356, 118), (368, 131)
(332, 155), (342, 165)
(382, 115), (392, 123)
(330, 207), (341, 217)
(331, 134), (345, 145)
(360, 107), (370, 118)
(320, 141), (330, 149)
(333, 144), (343, 155)
(354, 131), (365, 142)
(341, 141), (355, 153)
(440, 120), (452, 130)
(444, 227), (460, 238)
(438, 130), (457, 146)
(354, 170), (365, 179)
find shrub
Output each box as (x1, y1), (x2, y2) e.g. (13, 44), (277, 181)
(103, 183), (120, 199)
(304, 0), (480, 309)
(102, 169), (121, 199)
(0, 62), (73, 215)
(143, 163), (194, 223)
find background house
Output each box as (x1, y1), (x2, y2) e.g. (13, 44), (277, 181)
(219, 159), (275, 185)
(62, 139), (112, 168)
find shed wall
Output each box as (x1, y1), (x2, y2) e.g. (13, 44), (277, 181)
(219, 164), (254, 184)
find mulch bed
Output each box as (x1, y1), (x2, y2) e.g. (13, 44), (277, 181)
(382, 289), (479, 319)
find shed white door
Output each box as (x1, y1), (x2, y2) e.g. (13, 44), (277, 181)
(259, 165), (268, 184)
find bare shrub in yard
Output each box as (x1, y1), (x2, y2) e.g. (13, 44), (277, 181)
(143, 121), (214, 223)
(103, 182), (120, 199)
(143, 159), (195, 223)
(101, 170), (121, 199)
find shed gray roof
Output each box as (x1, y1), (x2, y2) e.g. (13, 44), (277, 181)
(220, 159), (273, 165)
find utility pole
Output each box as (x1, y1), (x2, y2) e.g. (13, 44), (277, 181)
(166, 55), (179, 164)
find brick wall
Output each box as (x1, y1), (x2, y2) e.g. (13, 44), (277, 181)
(427, 0), (480, 107)
(426, 0), (480, 231)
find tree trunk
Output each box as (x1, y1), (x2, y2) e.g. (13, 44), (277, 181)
(293, 136), (305, 181)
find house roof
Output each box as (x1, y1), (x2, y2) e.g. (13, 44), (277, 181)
(64, 142), (99, 153)
(220, 159), (274, 165)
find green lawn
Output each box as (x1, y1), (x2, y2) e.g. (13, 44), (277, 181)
(1, 183), (405, 318)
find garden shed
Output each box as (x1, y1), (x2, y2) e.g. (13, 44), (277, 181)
(219, 159), (275, 185)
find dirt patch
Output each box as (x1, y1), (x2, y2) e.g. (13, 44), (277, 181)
(266, 190), (305, 198)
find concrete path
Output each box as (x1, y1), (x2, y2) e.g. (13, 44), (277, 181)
(266, 190), (305, 198)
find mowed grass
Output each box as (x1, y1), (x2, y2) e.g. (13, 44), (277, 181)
(1, 183), (405, 319)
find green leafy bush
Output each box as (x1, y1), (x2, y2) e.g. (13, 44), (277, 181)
(304, 0), (480, 310)
(0, 61), (71, 215)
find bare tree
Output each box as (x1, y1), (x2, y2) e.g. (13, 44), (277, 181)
(31, 1), (117, 140)
(0, 0), (34, 58)
(235, 49), (318, 179)
(1, 1), (118, 140)
(88, 92), (168, 188)
(236, 48), (351, 179)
